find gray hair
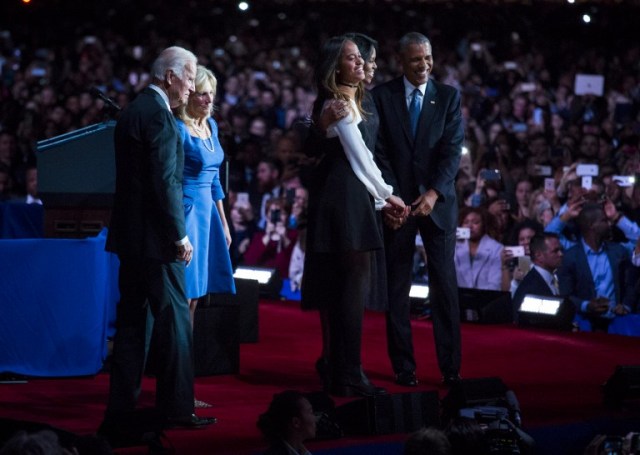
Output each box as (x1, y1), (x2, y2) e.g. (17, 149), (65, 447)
(150, 46), (197, 80)
(398, 32), (431, 54)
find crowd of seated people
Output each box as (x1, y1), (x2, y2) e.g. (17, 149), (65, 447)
(1, 1), (639, 324)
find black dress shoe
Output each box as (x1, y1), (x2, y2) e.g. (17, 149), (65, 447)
(330, 380), (387, 397)
(166, 414), (217, 429)
(395, 371), (418, 387)
(442, 373), (462, 386)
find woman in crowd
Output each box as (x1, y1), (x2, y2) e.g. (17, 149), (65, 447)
(244, 197), (297, 279)
(174, 65), (236, 407)
(229, 192), (257, 267)
(454, 206), (504, 291)
(302, 34), (407, 397)
(257, 390), (317, 455)
(512, 177), (534, 222)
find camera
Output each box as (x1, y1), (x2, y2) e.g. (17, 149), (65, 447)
(480, 169), (501, 181)
(612, 175), (636, 187)
(457, 408), (524, 455)
(504, 246), (526, 257)
(533, 165), (552, 177)
(576, 163), (599, 177)
(512, 123), (528, 133)
(270, 209), (281, 224)
(456, 227), (471, 240)
(286, 188), (297, 204)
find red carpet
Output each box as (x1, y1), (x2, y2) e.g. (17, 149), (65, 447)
(1, 299), (639, 454)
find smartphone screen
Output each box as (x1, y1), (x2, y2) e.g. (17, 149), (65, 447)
(270, 209), (281, 224)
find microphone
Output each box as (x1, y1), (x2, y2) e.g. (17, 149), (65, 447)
(90, 87), (121, 112)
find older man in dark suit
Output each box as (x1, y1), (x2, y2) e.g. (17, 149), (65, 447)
(372, 32), (464, 387)
(104, 46), (215, 428)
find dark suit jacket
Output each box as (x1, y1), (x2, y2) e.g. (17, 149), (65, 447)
(106, 87), (186, 262)
(372, 77), (464, 231)
(558, 241), (628, 314)
(512, 267), (555, 317)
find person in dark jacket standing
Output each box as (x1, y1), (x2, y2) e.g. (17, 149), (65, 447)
(103, 46), (215, 428)
(372, 32), (464, 387)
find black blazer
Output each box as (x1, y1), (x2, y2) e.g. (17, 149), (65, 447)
(372, 77), (464, 231)
(106, 87), (186, 262)
(512, 267), (555, 314)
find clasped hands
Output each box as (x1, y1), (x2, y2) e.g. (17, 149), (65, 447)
(587, 297), (629, 316)
(382, 190), (438, 230)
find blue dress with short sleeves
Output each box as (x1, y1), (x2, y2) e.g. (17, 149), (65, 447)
(178, 117), (236, 298)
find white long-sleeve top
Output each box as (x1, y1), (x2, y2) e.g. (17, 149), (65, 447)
(326, 99), (393, 209)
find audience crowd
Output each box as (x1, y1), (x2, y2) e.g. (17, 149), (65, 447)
(1, 1), (640, 314)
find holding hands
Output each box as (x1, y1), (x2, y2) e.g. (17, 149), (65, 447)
(382, 189), (439, 230)
(382, 194), (410, 229)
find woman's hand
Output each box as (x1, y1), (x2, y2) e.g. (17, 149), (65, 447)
(318, 99), (349, 132)
(382, 195), (409, 230)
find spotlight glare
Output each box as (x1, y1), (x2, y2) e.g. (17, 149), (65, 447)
(462, 146), (469, 155)
(238, 1), (249, 11)
(582, 14), (591, 23)
(567, 0), (575, 3)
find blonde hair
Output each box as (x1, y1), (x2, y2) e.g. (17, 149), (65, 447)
(175, 65), (218, 128)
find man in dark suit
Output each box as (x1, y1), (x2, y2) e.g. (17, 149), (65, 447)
(511, 233), (564, 320)
(103, 46), (215, 428)
(372, 32), (464, 387)
(556, 203), (639, 331)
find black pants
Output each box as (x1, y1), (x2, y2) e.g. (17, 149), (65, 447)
(384, 216), (461, 377)
(107, 257), (194, 419)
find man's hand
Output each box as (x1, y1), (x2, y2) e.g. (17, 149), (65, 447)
(587, 297), (610, 314)
(177, 240), (194, 266)
(560, 196), (585, 223)
(603, 198), (620, 223)
(409, 189), (438, 217)
(613, 303), (629, 316)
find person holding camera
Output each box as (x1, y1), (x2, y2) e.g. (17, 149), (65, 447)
(454, 206), (504, 291)
(549, 202), (640, 331)
(243, 197), (298, 279)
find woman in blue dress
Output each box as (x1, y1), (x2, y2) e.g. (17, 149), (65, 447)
(174, 64), (236, 326)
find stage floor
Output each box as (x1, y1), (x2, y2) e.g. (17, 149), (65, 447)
(1, 299), (639, 454)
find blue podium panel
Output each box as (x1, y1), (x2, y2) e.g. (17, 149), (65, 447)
(0, 229), (119, 377)
(0, 202), (44, 239)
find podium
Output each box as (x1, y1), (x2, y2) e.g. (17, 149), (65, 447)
(36, 121), (116, 238)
